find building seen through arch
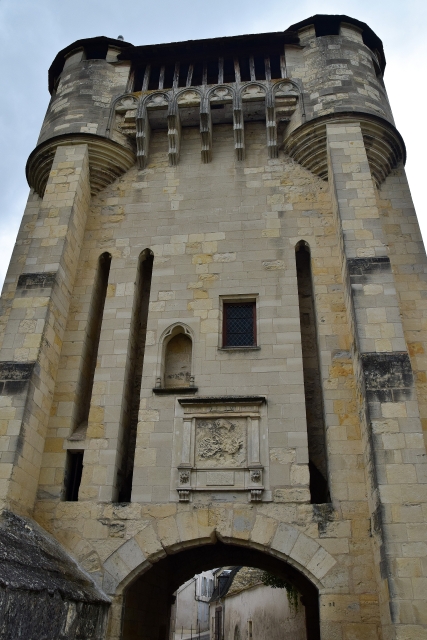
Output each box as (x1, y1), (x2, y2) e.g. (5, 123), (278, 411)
(0, 12), (427, 640)
(169, 565), (306, 640)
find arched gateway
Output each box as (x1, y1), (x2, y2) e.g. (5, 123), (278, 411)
(119, 542), (319, 640)
(100, 508), (335, 640)
(1, 12), (427, 640)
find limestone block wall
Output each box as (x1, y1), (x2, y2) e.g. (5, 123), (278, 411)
(286, 23), (393, 127)
(29, 124), (382, 637)
(326, 123), (427, 638)
(39, 49), (131, 147)
(379, 170), (427, 448)
(0, 192), (42, 351)
(35, 125), (337, 506)
(0, 144), (91, 514)
(23, 121), (426, 639)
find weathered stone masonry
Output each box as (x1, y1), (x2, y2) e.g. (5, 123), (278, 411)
(0, 13), (426, 640)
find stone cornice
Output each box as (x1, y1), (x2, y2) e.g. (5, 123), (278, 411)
(283, 113), (406, 185)
(26, 133), (136, 197)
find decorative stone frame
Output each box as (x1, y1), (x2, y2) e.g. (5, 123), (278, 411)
(153, 323), (197, 394)
(175, 396), (266, 502)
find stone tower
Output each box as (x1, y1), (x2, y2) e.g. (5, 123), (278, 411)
(0, 13), (426, 640)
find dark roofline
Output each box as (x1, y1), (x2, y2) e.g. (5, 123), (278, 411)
(48, 14), (385, 93)
(48, 31), (299, 93)
(116, 30), (299, 66)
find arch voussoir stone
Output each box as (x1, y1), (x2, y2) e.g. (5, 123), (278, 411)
(249, 514), (279, 548)
(229, 506), (256, 542)
(103, 537), (150, 595)
(157, 514), (180, 548)
(270, 522), (336, 586)
(101, 507), (338, 599)
(306, 546), (337, 581)
(175, 510), (206, 547)
(133, 523), (167, 562)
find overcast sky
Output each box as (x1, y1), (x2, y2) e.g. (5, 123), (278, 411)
(1, 0), (426, 288)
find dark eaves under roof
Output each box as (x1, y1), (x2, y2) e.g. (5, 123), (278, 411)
(48, 14), (385, 94)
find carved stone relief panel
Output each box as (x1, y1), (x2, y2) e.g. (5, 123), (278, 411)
(241, 84), (266, 102)
(146, 93), (169, 109)
(177, 90), (201, 107)
(210, 86), (233, 104)
(174, 396), (267, 503)
(195, 417), (246, 467)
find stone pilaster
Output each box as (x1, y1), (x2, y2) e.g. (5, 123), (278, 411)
(0, 144), (91, 514)
(327, 123), (427, 640)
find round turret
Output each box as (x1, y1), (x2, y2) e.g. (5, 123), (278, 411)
(283, 15), (405, 185)
(288, 15), (392, 125)
(27, 36), (136, 196)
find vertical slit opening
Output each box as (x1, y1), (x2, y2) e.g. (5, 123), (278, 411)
(191, 62), (204, 86)
(133, 65), (147, 92)
(65, 451), (83, 501)
(206, 59), (219, 84)
(148, 65), (161, 90)
(223, 58), (235, 83)
(74, 252), (111, 434)
(179, 62), (191, 87)
(254, 55), (266, 80)
(296, 241), (330, 504)
(238, 56), (251, 81)
(117, 249), (154, 503)
(270, 54), (281, 79)
(163, 64), (175, 89)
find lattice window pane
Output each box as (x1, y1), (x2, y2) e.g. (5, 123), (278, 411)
(224, 302), (255, 346)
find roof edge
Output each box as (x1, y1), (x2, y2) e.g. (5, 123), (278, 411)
(47, 14), (385, 94)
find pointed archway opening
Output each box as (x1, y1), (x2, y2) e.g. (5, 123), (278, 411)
(121, 541), (320, 640)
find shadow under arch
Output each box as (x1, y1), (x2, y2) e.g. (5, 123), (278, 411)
(120, 539), (320, 640)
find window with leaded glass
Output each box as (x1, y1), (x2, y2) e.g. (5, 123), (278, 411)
(223, 301), (256, 347)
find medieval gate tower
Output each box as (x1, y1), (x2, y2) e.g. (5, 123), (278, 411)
(0, 13), (426, 640)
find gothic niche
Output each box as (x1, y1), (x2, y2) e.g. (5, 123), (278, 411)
(162, 326), (193, 389)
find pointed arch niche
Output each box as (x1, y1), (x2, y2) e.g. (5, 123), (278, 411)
(154, 324), (197, 394)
